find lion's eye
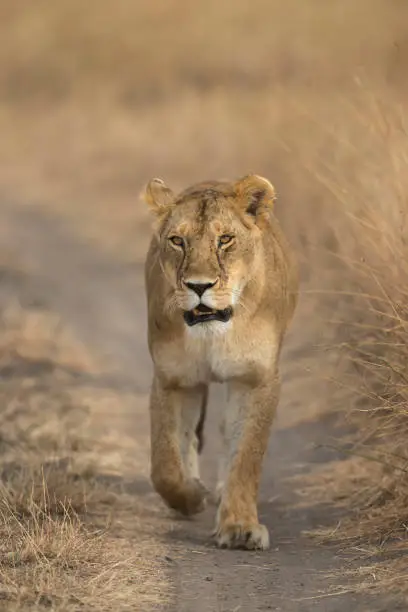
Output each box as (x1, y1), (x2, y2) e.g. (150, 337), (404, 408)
(218, 234), (234, 247)
(169, 236), (184, 248)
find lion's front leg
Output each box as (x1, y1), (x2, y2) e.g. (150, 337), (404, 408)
(215, 374), (281, 550)
(149, 376), (208, 516)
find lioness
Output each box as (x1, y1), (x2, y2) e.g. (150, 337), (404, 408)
(144, 175), (298, 550)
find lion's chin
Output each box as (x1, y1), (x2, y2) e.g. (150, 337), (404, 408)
(183, 304), (233, 327)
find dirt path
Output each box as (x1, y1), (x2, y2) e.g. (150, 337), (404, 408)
(1, 202), (402, 611)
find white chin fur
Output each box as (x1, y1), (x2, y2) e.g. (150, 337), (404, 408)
(185, 320), (232, 336)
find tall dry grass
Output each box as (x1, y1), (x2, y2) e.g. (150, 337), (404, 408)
(290, 96), (408, 593)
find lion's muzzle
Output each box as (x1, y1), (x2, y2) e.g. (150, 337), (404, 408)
(183, 304), (233, 327)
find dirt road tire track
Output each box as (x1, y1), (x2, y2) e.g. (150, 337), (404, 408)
(0, 202), (403, 611)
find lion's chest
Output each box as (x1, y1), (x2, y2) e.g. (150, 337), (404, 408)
(153, 321), (277, 386)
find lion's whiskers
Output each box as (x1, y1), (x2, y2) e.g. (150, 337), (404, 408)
(237, 296), (251, 314)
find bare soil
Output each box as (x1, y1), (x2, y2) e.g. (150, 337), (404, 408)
(1, 201), (405, 611)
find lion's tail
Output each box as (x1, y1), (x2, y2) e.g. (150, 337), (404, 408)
(195, 386), (208, 454)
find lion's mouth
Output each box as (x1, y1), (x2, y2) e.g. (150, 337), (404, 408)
(183, 304), (233, 326)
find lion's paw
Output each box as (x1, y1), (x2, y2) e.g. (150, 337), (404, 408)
(175, 478), (208, 516)
(153, 475), (208, 516)
(215, 522), (270, 550)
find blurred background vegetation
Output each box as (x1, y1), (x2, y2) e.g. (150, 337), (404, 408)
(0, 0), (406, 254)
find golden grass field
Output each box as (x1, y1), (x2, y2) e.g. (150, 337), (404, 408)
(1, 0), (408, 608)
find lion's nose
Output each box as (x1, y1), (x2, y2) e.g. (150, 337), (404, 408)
(185, 280), (217, 298)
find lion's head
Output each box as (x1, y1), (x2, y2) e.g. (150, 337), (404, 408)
(144, 175), (276, 329)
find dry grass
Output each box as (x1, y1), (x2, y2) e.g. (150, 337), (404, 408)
(289, 100), (408, 593)
(289, 117), (408, 605)
(319, 102), (408, 543)
(0, 302), (105, 609)
(0, 1), (406, 258)
(0, 480), (112, 611)
(0, 464), (167, 611)
(0, 255), (169, 609)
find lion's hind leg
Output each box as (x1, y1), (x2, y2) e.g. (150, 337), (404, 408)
(215, 413), (227, 505)
(179, 384), (208, 481)
(194, 385), (208, 455)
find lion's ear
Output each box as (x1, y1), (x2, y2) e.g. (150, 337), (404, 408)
(234, 174), (276, 219)
(144, 178), (174, 215)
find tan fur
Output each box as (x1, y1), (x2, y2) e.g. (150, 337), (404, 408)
(144, 175), (298, 550)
